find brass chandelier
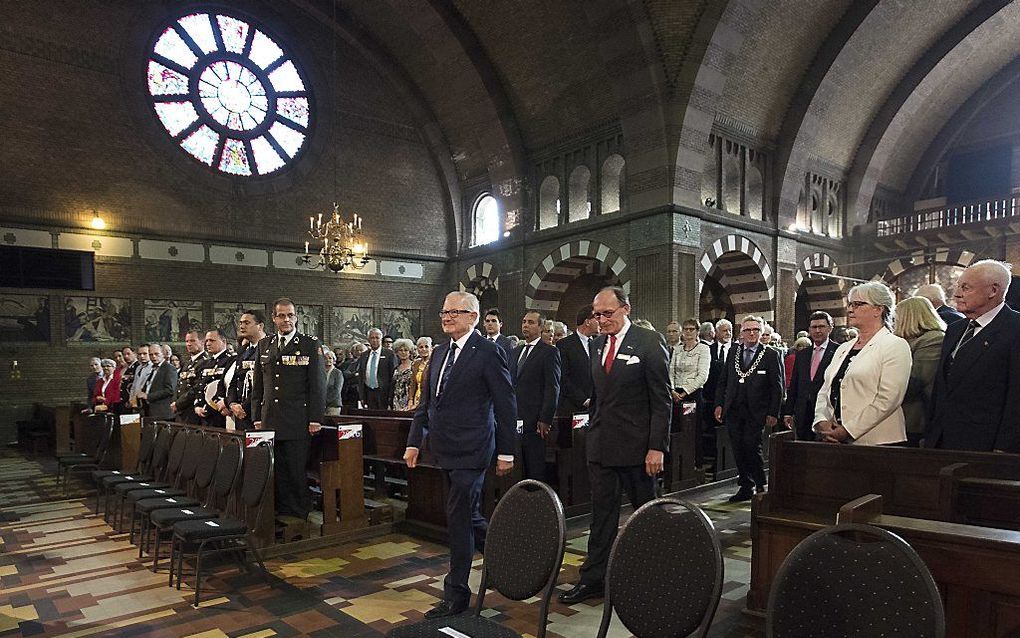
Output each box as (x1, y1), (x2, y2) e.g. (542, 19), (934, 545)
(301, 204), (369, 273)
(300, 0), (369, 274)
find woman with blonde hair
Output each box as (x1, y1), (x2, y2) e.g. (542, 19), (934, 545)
(390, 338), (416, 411)
(894, 296), (946, 446)
(408, 336), (433, 410)
(814, 281), (912, 445)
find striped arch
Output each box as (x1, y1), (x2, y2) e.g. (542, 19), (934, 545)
(458, 261), (499, 293)
(794, 252), (847, 325)
(524, 241), (629, 313)
(698, 234), (775, 321)
(880, 249), (976, 284)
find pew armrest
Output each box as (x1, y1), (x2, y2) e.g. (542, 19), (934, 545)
(836, 494), (884, 524)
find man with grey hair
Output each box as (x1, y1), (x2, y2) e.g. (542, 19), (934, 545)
(699, 321), (715, 346)
(927, 259), (1020, 452)
(916, 282), (965, 326)
(405, 291), (516, 618)
(358, 327), (397, 409)
(137, 343), (177, 418)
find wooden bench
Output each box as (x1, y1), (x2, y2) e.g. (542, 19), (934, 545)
(310, 424), (369, 535)
(751, 431), (1020, 636)
(836, 494), (1020, 638)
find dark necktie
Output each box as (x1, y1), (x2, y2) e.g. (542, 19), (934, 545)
(743, 347), (754, 369)
(517, 344), (532, 377)
(437, 343), (458, 397)
(949, 320), (980, 363)
(278, 335), (285, 350)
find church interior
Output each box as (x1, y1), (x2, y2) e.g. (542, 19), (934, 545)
(3, 1), (1020, 636)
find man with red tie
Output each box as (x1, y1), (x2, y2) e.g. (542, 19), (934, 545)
(558, 286), (671, 604)
(782, 312), (838, 440)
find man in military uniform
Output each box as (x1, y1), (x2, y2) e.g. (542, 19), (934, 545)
(171, 330), (207, 424)
(118, 346), (138, 415)
(194, 328), (235, 428)
(225, 309), (267, 431)
(252, 298), (326, 520)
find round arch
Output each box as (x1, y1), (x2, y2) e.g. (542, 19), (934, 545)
(524, 241), (629, 315)
(459, 261), (500, 311)
(697, 234), (774, 321)
(794, 252), (848, 327)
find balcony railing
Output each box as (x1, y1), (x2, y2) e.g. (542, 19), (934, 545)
(877, 196), (1018, 237)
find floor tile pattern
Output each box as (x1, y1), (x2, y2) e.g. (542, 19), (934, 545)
(1, 448), (762, 637)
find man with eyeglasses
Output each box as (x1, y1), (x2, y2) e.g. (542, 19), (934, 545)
(404, 291), (516, 619)
(714, 315), (783, 502)
(559, 286), (671, 605)
(358, 328), (397, 409)
(253, 297), (326, 521)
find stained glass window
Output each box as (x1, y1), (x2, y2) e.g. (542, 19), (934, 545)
(146, 12), (312, 177)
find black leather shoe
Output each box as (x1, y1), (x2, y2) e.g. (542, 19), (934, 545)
(424, 600), (468, 619)
(558, 582), (604, 604)
(728, 487), (754, 502)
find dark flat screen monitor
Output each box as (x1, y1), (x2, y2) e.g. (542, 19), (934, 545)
(0, 246), (95, 290)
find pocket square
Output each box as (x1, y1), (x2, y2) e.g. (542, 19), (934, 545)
(626, 356), (641, 365)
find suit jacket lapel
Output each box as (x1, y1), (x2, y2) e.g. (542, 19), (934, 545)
(948, 312), (1004, 377)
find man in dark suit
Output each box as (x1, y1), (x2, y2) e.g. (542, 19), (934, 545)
(510, 310), (560, 480)
(253, 298), (326, 519)
(226, 310), (266, 431)
(358, 328), (397, 409)
(193, 329), (235, 429)
(559, 286), (671, 604)
(715, 315), (783, 502)
(171, 330), (207, 424)
(556, 305), (598, 415)
(782, 311), (838, 440)
(137, 343), (177, 419)
(702, 319), (733, 465)
(482, 308), (514, 358)
(926, 260), (1020, 452)
(405, 291), (516, 618)
(917, 283), (965, 326)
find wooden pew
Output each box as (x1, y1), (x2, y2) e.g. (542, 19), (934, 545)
(662, 404), (706, 493)
(311, 424), (369, 534)
(552, 415), (591, 517)
(836, 494), (1020, 638)
(751, 432), (1020, 636)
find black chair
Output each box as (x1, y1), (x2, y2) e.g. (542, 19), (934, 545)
(766, 523), (945, 638)
(122, 429), (205, 536)
(596, 498), (723, 638)
(57, 415), (115, 495)
(387, 479), (566, 638)
(170, 442), (273, 606)
(135, 432), (222, 560)
(92, 420), (159, 515)
(108, 426), (191, 533)
(149, 436), (244, 573)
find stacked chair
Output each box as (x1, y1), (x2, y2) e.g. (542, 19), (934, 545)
(92, 420), (160, 517)
(388, 479), (566, 638)
(144, 435), (243, 572)
(56, 413), (116, 495)
(78, 421), (274, 607)
(767, 523), (945, 638)
(168, 441), (273, 606)
(597, 498), (723, 638)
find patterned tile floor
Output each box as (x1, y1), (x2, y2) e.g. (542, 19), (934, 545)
(0, 448), (763, 637)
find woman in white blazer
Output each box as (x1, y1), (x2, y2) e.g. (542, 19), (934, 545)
(814, 281), (912, 445)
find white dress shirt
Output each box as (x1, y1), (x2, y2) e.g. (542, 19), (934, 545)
(601, 317), (632, 367)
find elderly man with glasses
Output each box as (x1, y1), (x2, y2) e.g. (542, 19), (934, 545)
(714, 314), (784, 502)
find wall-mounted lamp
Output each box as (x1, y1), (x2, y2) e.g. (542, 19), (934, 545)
(90, 210), (106, 230)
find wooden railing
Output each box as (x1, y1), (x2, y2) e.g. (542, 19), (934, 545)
(877, 196), (1018, 236)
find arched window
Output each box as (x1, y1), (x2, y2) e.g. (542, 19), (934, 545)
(472, 194), (499, 246)
(146, 11), (312, 176)
(601, 154), (625, 213)
(538, 176), (560, 230)
(568, 165), (592, 223)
